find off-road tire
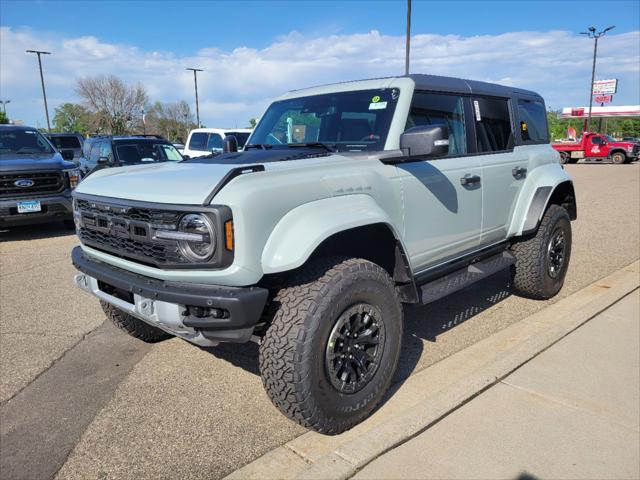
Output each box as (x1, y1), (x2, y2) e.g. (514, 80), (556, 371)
(510, 204), (572, 300)
(259, 257), (403, 435)
(611, 152), (627, 164)
(101, 300), (171, 342)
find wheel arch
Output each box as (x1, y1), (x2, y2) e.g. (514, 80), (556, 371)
(508, 164), (577, 237)
(261, 195), (417, 301)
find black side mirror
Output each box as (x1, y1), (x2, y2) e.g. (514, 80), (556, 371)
(400, 124), (449, 158)
(61, 149), (75, 161)
(97, 156), (111, 165)
(224, 135), (238, 153)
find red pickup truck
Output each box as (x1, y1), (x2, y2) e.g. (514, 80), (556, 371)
(552, 132), (639, 164)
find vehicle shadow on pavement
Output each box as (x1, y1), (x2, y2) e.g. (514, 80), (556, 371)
(394, 269), (512, 384)
(0, 223), (75, 242)
(204, 270), (514, 390)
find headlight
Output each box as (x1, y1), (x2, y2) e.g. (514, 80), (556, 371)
(176, 214), (216, 262)
(64, 168), (80, 189)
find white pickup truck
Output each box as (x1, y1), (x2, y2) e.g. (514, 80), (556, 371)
(182, 128), (252, 158)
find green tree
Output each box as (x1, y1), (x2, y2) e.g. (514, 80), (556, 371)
(248, 118), (257, 128)
(53, 103), (93, 133)
(0, 111), (8, 124)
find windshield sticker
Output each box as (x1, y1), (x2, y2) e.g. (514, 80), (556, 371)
(473, 100), (481, 121)
(369, 101), (387, 110)
(371, 95), (381, 103)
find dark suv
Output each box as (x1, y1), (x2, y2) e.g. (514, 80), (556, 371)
(46, 133), (85, 164)
(1, 125), (78, 227)
(79, 135), (183, 178)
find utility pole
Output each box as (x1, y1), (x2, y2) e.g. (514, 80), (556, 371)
(580, 25), (615, 132)
(405, 0), (411, 75)
(26, 50), (52, 132)
(186, 67), (203, 127)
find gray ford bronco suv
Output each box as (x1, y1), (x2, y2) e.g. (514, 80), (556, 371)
(72, 74), (576, 434)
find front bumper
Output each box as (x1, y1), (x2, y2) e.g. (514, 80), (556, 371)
(72, 246), (269, 345)
(0, 193), (73, 226)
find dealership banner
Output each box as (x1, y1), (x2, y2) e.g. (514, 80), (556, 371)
(592, 79), (618, 95)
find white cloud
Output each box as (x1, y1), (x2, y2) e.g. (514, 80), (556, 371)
(1, 26), (638, 128)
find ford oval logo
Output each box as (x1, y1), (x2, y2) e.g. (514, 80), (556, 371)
(14, 179), (35, 188)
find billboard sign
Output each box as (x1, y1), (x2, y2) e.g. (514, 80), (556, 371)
(592, 79), (618, 95)
(594, 95), (613, 103)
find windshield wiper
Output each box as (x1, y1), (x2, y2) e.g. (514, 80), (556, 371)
(287, 142), (336, 152)
(244, 144), (273, 150)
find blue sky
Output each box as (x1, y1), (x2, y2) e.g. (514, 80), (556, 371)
(1, 0), (639, 128)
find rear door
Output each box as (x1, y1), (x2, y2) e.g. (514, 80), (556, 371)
(475, 96), (525, 244)
(399, 91), (483, 270)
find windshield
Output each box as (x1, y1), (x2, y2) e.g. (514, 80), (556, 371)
(249, 88), (400, 152)
(49, 136), (81, 149)
(115, 142), (183, 164)
(225, 131), (250, 148)
(0, 129), (55, 157)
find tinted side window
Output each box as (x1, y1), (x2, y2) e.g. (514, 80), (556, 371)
(207, 133), (224, 150)
(405, 92), (467, 155)
(188, 132), (208, 150)
(592, 136), (603, 145)
(517, 99), (548, 143)
(474, 97), (512, 153)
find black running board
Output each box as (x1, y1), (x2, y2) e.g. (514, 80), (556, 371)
(419, 250), (515, 305)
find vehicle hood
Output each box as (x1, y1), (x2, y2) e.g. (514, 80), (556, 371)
(74, 149), (351, 205)
(0, 153), (76, 173)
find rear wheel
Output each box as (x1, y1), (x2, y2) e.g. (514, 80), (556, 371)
(510, 205), (572, 300)
(259, 257), (403, 434)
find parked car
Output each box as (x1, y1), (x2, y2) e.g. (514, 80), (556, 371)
(1, 125), (79, 227)
(182, 128), (252, 158)
(552, 132), (639, 164)
(46, 133), (84, 164)
(72, 74), (576, 434)
(78, 135), (183, 178)
(621, 137), (639, 144)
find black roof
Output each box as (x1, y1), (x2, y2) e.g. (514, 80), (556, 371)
(407, 74), (541, 99)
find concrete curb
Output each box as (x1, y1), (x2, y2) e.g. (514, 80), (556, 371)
(225, 261), (639, 480)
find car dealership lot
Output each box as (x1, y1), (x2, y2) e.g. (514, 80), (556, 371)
(0, 163), (638, 479)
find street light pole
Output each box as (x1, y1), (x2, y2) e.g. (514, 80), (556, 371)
(580, 25), (615, 132)
(186, 67), (203, 127)
(26, 50), (52, 132)
(405, 0), (411, 75)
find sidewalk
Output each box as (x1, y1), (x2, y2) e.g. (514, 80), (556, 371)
(353, 290), (640, 480)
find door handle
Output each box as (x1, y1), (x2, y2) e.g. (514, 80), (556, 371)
(460, 174), (481, 186)
(512, 166), (527, 178)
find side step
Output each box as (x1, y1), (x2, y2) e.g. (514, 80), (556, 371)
(419, 250), (516, 305)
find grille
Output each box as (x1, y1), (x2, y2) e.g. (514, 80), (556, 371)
(76, 199), (187, 266)
(0, 172), (64, 198)
(633, 145), (639, 155)
(79, 228), (184, 265)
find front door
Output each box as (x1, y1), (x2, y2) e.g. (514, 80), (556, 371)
(399, 91), (482, 272)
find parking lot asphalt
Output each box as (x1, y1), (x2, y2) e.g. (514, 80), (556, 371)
(1, 163), (638, 480)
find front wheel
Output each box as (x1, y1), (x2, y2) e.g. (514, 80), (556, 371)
(259, 257), (403, 434)
(611, 152), (627, 164)
(510, 205), (572, 300)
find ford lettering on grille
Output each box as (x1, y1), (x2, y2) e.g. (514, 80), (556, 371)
(14, 179), (35, 187)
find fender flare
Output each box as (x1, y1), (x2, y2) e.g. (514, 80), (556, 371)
(261, 195), (405, 274)
(508, 164), (576, 237)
